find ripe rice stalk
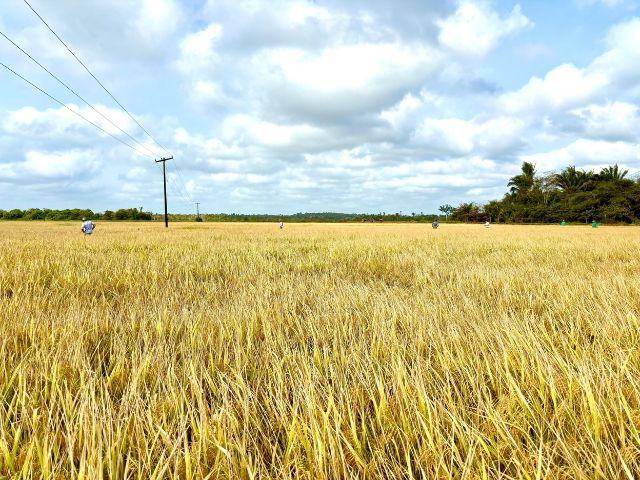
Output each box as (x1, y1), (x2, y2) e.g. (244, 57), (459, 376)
(0, 222), (639, 478)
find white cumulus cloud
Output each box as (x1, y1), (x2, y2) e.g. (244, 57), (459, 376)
(438, 1), (532, 57)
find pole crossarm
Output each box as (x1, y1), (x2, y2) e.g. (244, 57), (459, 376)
(155, 156), (174, 164)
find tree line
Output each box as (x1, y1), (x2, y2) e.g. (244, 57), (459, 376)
(165, 212), (442, 223)
(4, 163), (639, 224)
(448, 163), (640, 224)
(0, 208), (152, 221)
(0, 208), (440, 223)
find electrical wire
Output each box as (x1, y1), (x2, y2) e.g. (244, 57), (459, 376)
(171, 161), (194, 203)
(0, 61), (193, 209)
(21, 0), (196, 205)
(165, 164), (194, 205)
(21, 0), (171, 157)
(0, 61), (155, 160)
(0, 29), (162, 159)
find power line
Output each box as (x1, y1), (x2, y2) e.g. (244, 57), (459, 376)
(0, 61), (155, 160)
(170, 162), (194, 203)
(157, 151), (194, 204)
(21, 0), (172, 157)
(1, 53), (194, 206)
(21, 0), (195, 203)
(0, 29), (162, 159)
(165, 163), (194, 205)
(20, 0), (195, 204)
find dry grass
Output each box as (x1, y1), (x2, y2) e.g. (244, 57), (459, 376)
(0, 221), (639, 479)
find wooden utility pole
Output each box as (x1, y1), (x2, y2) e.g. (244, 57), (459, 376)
(155, 156), (173, 228)
(195, 202), (200, 219)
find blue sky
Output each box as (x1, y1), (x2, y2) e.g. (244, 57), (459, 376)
(1, 0), (639, 214)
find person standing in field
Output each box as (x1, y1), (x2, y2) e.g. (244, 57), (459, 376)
(279, 221), (284, 230)
(81, 217), (96, 235)
(484, 220), (490, 228)
(432, 220), (439, 229)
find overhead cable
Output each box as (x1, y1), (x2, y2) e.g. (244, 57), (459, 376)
(21, 0), (195, 203)
(0, 29), (162, 159)
(0, 61), (155, 160)
(21, 0), (171, 157)
(22, 0), (195, 202)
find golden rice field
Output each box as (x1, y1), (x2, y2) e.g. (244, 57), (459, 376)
(0, 221), (639, 479)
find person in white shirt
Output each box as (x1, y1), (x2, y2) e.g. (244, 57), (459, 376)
(279, 221), (284, 230)
(81, 218), (96, 235)
(484, 221), (490, 228)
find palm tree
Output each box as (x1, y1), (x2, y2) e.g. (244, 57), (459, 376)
(598, 164), (628, 181)
(508, 162), (536, 195)
(439, 204), (454, 220)
(552, 166), (594, 193)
